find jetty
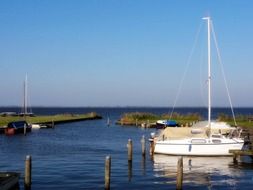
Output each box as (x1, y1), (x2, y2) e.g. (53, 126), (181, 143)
(0, 172), (19, 190)
(0, 112), (102, 133)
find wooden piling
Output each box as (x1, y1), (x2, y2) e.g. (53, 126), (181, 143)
(149, 139), (154, 156)
(176, 156), (183, 190)
(233, 153), (238, 163)
(127, 139), (133, 162)
(105, 156), (111, 190)
(107, 117), (110, 126)
(24, 123), (26, 135)
(141, 135), (146, 157)
(24, 155), (32, 190)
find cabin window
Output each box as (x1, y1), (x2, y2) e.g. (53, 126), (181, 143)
(191, 139), (206, 144)
(212, 139), (221, 144)
(211, 134), (222, 138)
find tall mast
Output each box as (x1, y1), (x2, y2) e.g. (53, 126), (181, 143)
(24, 74), (28, 115)
(203, 17), (211, 127)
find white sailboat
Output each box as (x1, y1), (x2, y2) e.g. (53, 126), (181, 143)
(151, 17), (244, 156)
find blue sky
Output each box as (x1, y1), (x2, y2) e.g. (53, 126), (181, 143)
(0, 0), (252, 107)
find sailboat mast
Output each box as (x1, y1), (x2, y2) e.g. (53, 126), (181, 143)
(203, 17), (211, 127)
(24, 74), (28, 115)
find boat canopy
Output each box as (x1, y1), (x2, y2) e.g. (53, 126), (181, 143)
(157, 122), (235, 140)
(158, 127), (208, 140)
(7, 121), (28, 129)
(191, 121), (234, 135)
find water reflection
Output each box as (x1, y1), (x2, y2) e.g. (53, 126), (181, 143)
(153, 155), (244, 188)
(128, 161), (132, 182)
(141, 156), (146, 176)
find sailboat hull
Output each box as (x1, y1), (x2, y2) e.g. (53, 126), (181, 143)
(154, 138), (244, 156)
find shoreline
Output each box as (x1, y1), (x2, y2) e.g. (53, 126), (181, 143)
(0, 112), (102, 133)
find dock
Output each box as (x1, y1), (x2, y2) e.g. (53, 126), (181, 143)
(0, 112), (102, 134)
(0, 172), (19, 190)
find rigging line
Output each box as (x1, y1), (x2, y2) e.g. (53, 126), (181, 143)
(211, 21), (237, 126)
(169, 21), (203, 120)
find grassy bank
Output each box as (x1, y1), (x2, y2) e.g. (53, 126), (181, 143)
(118, 112), (253, 128)
(117, 112), (202, 126)
(0, 112), (101, 127)
(217, 113), (253, 128)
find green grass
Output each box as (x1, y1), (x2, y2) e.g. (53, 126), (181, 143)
(119, 112), (202, 125)
(119, 112), (253, 127)
(217, 113), (253, 128)
(0, 112), (100, 127)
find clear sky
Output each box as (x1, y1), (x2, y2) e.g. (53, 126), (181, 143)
(0, 0), (252, 107)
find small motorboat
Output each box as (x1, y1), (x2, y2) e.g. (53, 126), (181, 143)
(5, 121), (32, 135)
(31, 124), (41, 129)
(156, 120), (178, 129)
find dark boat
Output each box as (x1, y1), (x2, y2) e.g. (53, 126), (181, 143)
(4, 121), (32, 135)
(156, 120), (178, 129)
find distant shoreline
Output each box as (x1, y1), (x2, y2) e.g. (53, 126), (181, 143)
(1, 106), (253, 109)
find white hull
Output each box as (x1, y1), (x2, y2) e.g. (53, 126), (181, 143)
(154, 138), (244, 156)
(31, 124), (41, 129)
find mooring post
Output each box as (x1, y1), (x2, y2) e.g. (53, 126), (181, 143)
(233, 153), (238, 163)
(135, 119), (138, 126)
(149, 139), (154, 156)
(107, 117), (110, 126)
(141, 135), (146, 157)
(24, 123), (26, 135)
(52, 120), (55, 128)
(127, 139), (133, 162)
(176, 156), (183, 190)
(24, 155), (32, 190)
(105, 155), (111, 190)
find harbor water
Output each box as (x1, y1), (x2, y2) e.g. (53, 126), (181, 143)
(1, 107), (253, 189)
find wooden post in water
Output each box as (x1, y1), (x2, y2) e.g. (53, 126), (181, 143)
(141, 135), (146, 157)
(24, 123), (26, 135)
(149, 139), (154, 156)
(52, 120), (55, 128)
(107, 117), (110, 126)
(233, 153), (238, 163)
(24, 155), (32, 190)
(176, 156), (183, 190)
(105, 156), (111, 190)
(127, 139), (133, 162)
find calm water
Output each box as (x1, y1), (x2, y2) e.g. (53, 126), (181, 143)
(1, 107), (253, 190)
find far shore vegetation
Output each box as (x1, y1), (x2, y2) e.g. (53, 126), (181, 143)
(118, 112), (253, 128)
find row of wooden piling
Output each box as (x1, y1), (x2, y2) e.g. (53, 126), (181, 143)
(23, 136), (184, 190)
(104, 136), (183, 190)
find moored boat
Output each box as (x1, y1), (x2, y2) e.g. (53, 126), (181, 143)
(150, 17), (245, 156)
(156, 120), (178, 129)
(5, 121), (32, 135)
